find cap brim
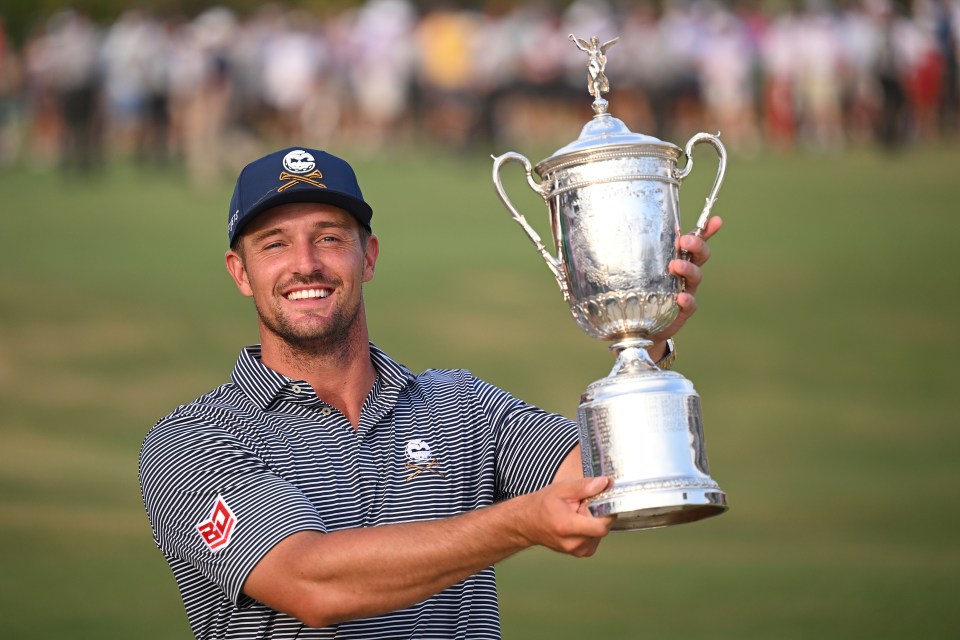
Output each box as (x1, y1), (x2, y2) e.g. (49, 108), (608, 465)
(232, 188), (373, 246)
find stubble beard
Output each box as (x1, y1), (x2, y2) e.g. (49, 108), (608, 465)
(256, 282), (364, 361)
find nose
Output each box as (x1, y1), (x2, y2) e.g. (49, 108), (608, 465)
(291, 239), (324, 276)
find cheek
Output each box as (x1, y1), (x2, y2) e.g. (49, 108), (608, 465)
(244, 263), (281, 299)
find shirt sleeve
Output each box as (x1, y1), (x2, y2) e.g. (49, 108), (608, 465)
(469, 376), (579, 500)
(139, 409), (327, 606)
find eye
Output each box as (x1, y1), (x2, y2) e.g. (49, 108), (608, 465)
(260, 240), (286, 252)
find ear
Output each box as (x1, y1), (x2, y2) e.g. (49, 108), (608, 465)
(362, 234), (380, 283)
(225, 249), (254, 297)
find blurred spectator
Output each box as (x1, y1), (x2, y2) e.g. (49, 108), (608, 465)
(0, 16), (22, 166)
(45, 9), (102, 172)
(658, 0), (708, 140)
(911, 0), (956, 139)
(258, 11), (325, 142)
(697, 3), (760, 153)
(761, 3), (800, 149)
(100, 10), (151, 158)
(414, 2), (484, 148)
(933, 0), (959, 134)
(839, 0), (883, 145)
(171, 7), (236, 188)
(618, 3), (678, 139)
(346, 0), (417, 150)
(795, 0), (848, 151)
(870, 0), (912, 147)
(134, 15), (173, 165)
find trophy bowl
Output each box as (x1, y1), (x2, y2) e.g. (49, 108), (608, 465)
(537, 134), (685, 341)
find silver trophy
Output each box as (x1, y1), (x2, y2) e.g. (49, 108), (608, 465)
(492, 34), (728, 531)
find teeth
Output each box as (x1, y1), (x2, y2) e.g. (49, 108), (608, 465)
(288, 289), (331, 300)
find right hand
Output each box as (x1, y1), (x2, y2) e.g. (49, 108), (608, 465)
(517, 476), (617, 557)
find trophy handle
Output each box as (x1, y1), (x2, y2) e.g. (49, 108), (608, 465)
(492, 152), (570, 299)
(677, 133), (727, 277)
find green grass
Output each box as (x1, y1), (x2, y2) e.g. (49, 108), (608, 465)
(1, 141), (958, 639)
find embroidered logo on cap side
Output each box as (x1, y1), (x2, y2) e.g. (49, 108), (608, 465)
(403, 439), (445, 481)
(196, 495), (237, 552)
(279, 149), (325, 192)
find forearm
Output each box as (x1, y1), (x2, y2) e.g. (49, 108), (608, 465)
(245, 494), (533, 627)
(244, 474), (612, 628)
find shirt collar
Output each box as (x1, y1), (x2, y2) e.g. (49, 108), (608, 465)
(230, 343), (416, 410)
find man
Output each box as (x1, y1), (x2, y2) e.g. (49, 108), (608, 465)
(139, 147), (722, 639)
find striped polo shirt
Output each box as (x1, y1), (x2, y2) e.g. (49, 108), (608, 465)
(139, 343), (578, 640)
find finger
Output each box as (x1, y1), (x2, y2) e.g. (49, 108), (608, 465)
(679, 233), (712, 267)
(572, 539), (602, 558)
(569, 529), (614, 557)
(570, 513), (617, 542)
(671, 258), (703, 293)
(676, 291), (698, 317)
(699, 215), (724, 240)
(569, 476), (611, 500)
(575, 497), (616, 523)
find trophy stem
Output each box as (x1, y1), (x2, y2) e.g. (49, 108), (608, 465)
(608, 337), (657, 376)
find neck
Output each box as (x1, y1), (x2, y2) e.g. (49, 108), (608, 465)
(259, 324), (376, 430)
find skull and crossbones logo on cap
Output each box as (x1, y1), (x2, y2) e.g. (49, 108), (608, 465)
(278, 149), (325, 192)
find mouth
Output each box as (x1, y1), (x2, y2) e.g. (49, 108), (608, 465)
(285, 287), (333, 301)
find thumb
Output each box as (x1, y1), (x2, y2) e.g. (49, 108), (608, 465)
(567, 476), (611, 501)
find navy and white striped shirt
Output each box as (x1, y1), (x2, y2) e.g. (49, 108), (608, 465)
(139, 343), (578, 640)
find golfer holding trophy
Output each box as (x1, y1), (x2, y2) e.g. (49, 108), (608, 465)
(493, 34), (729, 531)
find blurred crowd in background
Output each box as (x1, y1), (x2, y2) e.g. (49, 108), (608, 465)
(0, 0), (958, 183)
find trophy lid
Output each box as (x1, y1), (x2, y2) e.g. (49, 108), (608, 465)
(536, 34), (681, 174)
(536, 111), (683, 176)
(554, 113), (674, 155)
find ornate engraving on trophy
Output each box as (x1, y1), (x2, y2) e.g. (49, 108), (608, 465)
(572, 291), (677, 340)
(600, 476), (722, 498)
(492, 33), (728, 530)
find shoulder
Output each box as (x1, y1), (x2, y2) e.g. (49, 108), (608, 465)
(369, 344), (531, 413)
(138, 382), (275, 500)
(413, 366), (475, 386)
(140, 382), (255, 458)
(411, 368), (538, 419)
(409, 367), (497, 400)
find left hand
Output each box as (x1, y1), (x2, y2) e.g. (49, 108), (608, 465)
(649, 215), (724, 347)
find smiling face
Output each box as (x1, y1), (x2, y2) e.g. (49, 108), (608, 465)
(225, 203), (378, 358)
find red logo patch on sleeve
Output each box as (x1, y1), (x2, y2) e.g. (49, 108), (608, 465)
(196, 495), (236, 552)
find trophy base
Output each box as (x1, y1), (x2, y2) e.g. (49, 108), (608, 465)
(588, 483), (728, 531)
(578, 340), (728, 532)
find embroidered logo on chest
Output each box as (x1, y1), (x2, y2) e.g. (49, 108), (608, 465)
(403, 439), (445, 481)
(196, 495), (236, 552)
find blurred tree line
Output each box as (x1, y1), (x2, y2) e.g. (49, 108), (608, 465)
(0, 0), (369, 46)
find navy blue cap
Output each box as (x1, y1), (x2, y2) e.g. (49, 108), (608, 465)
(228, 147), (373, 246)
